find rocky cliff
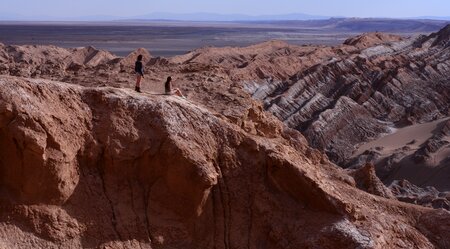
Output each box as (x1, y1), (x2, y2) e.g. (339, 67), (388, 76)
(248, 25), (450, 166)
(0, 25), (449, 218)
(1, 76), (450, 248)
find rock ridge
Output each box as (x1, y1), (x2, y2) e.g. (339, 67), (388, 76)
(1, 76), (449, 248)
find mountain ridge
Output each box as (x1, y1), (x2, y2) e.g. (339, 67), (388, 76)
(0, 24), (450, 248)
(1, 11), (450, 22)
(0, 25), (449, 207)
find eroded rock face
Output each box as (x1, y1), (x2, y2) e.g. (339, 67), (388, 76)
(250, 25), (450, 165)
(343, 32), (404, 49)
(0, 24), (449, 214)
(1, 76), (449, 248)
(347, 164), (395, 199)
(390, 180), (450, 211)
(0, 80), (87, 204)
(1, 28), (448, 165)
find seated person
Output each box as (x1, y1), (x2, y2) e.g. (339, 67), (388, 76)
(165, 76), (185, 98)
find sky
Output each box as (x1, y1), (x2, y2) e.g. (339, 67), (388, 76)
(0, 0), (449, 19)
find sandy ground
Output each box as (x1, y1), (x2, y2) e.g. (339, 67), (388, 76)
(354, 118), (449, 156)
(353, 117), (450, 191)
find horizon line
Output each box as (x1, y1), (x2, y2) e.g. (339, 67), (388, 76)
(1, 11), (450, 22)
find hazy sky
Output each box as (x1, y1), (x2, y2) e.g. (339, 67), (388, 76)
(0, 0), (449, 18)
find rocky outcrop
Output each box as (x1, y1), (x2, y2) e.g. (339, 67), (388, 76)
(1, 76), (450, 248)
(390, 180), (450, 210)
(414, 119), (450, 163)
(119, 48), (152, 70)
(247, 25), (450, 166)
(0, 25), (449, 212)
(347, 164), (395, 199)
(344, 32), (404, 49)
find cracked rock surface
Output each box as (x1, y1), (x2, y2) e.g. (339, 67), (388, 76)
(1, 76), (449, 248)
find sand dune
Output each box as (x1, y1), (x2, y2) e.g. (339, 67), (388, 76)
(352, 118), (450, 192)
(354, 118), (449, 156)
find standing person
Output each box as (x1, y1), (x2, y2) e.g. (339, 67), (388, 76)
(135, 55), (144, 93)
(165, 76), (185, 98)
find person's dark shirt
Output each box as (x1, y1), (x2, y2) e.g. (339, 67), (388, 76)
(165, 81), (171, 94)
(135, 61), (144, 76)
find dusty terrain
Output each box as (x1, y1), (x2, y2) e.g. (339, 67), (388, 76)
(0, 18), (448, 56)
(352, 118), (450, 188)
(351, 118), (450, 209)
(1, 76), (450, 249)
(0, 24), (449, 185)
(0, 23), (449, 248)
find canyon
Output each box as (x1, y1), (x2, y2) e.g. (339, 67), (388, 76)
(0, 24), (449, 248)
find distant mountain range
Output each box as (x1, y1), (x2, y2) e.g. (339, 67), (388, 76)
(0, 13), (120, 22)
(267, 18), (450, 33)
(414, 16), (450, 21)
(1, 12), (449, 22)
(131, 12), (330, 21)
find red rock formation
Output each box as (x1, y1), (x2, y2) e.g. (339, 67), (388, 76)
(343, 32), (404, 48)
(347, 163), (396, 199)
(1, 76), (450, 248)
(252, 26), (450, 165)
(0, 24), (449, 212)
(120, 47), (152, 70)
